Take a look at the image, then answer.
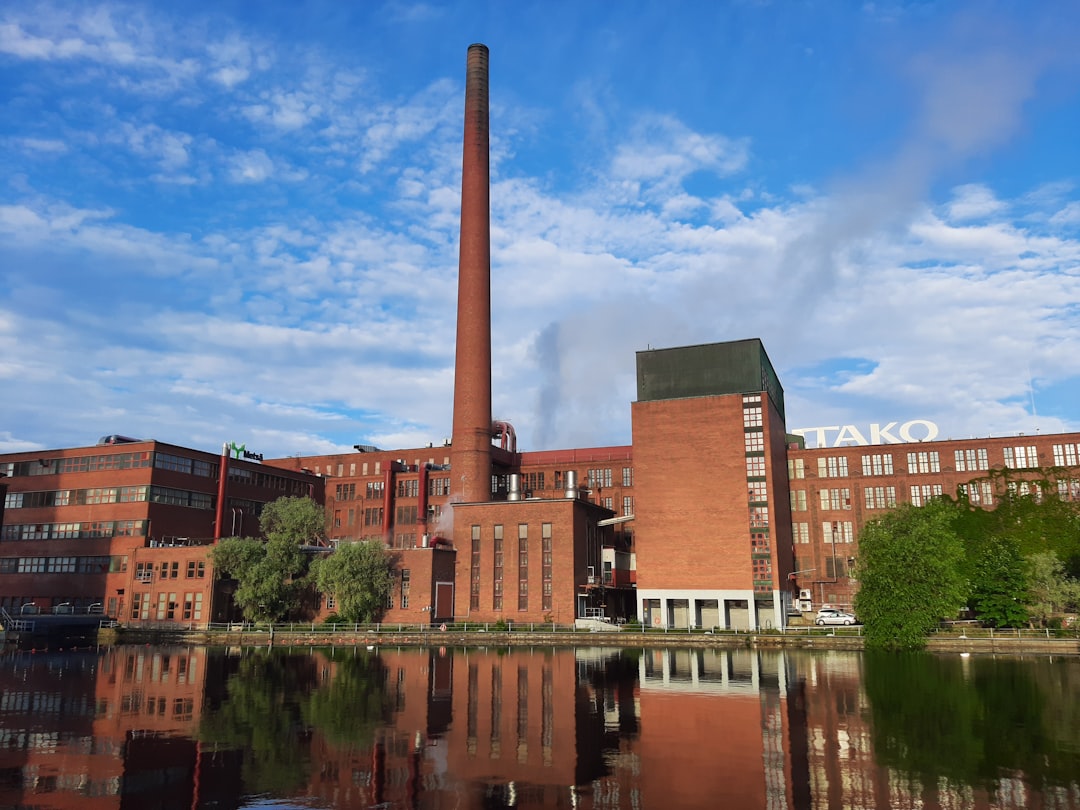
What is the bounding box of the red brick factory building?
[4,44,1080,631]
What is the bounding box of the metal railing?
[0,606,35,633]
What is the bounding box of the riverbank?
[95,624,1080,656]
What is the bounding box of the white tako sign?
[790,420,939,448]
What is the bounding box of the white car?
[815,610,858,626]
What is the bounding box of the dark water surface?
[1,644,1079,809]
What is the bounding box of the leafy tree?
[1024,551,1080,625]
[259,495,327,545]
[854,500,968,650]
[310,540,396,623]
[210,536,309,622]
[967,533,1029,628]
[209,496,325,622]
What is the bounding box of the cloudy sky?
[3,1,1080,458]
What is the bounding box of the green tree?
[310,540,396,623]
[209,496,325,622]
[967,533,1029,628]
[853,500,968,650]
[259,495,327,545]
[1024,551,1080,625]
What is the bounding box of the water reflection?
[0,644,1078,808]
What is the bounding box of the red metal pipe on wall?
[214,443,228,540]
[417,463,430,546]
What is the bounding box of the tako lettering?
[228,442,264,462]
[790,420,939,448]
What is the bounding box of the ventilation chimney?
[450,43,492,504]
[508,473,522,501]
[564,470,579,500]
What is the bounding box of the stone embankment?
[98,625,1080,655]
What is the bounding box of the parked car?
[816,609,858,626]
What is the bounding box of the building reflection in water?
[0,645,1078,809]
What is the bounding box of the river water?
[0,643,1078,809]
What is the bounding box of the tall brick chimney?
[450,44,492,503]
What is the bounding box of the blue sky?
[3,1,1080,457]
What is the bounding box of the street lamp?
[87,602,103,615]
[20,603,37,614]
[54,602,72,615]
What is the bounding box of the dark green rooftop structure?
[635,338,785,421]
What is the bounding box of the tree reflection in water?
[864,651,1080,796]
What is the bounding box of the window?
[135,562,154,583]
[622,496,634,516]
[819,488,851,510]
[749,506,769,528]
[471,525,481,610]
[861,454,894,476]
[48,557,76,573]
[744,431,765,452]
[906,451,941,474]
[493,526,503,611]
[523,472,545,493]
[400,569,410,609]
[1052,444,1078,467]
[792,522,809,544]
[17,557,46,573]
[186,561,205,578]
[365,481,385,499]
[335,483,356,501]
[622,467,633,487]
[790,490,807,512]
[748,481,768,502]
[818,457,849,478]
[131,593,149,620]
[397,479,420,498]
[1004,446,1038,469]
[743,406,763,428]
[788,459,805,479]
[746,457,766,477]
[429,476,451,496]
[955,448,989,472]
[364,507,384,526]
[823,521,853,544]
[909,484,943,506]
[963,481,995,506]
[587,468,612,488]
[1057,480,1080,501]
[864,486,897,510]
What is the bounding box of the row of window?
[1,451,152,478]
[0,555,123,574]
[134,560,206,581]
[129,591,204,621]
[227,466,311,496]
[798,445,1080,479]
[329,467,633,496]
[793,476,1080,513]
[1,520,148,541]
[4,485,212,510]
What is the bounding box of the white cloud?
[229,148,275,183]
[946,183,1006,221]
